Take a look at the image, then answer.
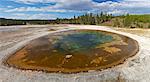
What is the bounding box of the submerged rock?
[65,55,72,59]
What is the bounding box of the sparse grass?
[105,14,150,28]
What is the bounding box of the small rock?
[95,53,98,56]
[52,50,57,52]
[85,64,88,66]
[65,55,72,59]
[88,70,95,72]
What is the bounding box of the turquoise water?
[53,31,113,53]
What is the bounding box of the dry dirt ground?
[0,25,150,82]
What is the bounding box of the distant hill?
[108,14,150,28]
[55,14,150,28]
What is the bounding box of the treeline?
[56,13,150,28]
[0,12,113,26]
[0,18,56,26]
[1,13,150,28]
[56,12,113,25]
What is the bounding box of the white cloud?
[11,0,89,4]
[7,0,150,14]
[52,0,93,11]
[28,13,56,19]
[4,6,85,13]
[5,0,92,13]
[0,8,5,11]
[107,10,128,15]
[2,13,57,19]
[1,0,150,19]
[10,0,57,4]
[93,0,150,14]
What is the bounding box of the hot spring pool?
[5,29,139,73]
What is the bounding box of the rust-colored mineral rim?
[4,29,139,73]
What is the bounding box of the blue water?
[53,31,113,53]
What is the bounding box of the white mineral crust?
[0,25,150,82]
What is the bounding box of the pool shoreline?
[0,25,149,82]
[3,27,139,74]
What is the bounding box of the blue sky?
[0,0,150,19]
